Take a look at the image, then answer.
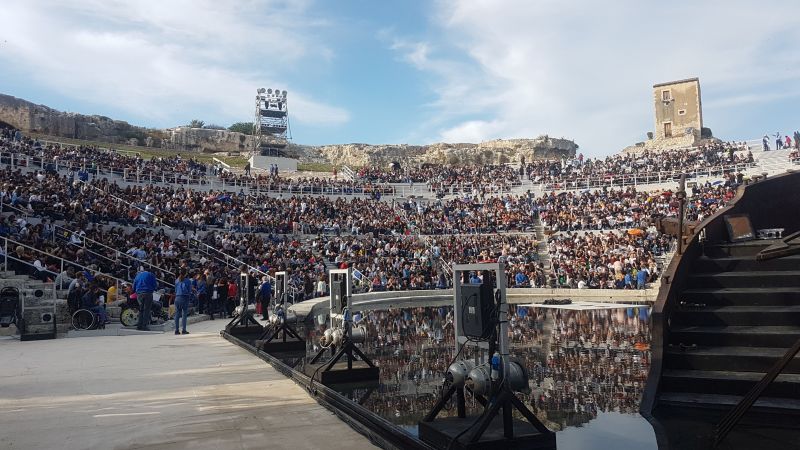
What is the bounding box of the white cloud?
[396,0,800,155]
[0,0,349,127]
[390,38,432,69]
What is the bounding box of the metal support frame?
[257,318,304,345]
[274,271,288,307]
[423,262,552,445]
[676,174,687,255]
[256,272,304,348]
[309,267,376,375]
[254,88,290,153]
[225,269,263,333]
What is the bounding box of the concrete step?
[67,324,158,338]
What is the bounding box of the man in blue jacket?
[134,267,158,331]
[258,276,272,321]
[174,269,193,335]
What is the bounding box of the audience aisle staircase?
[658,240,800,410]
[750,148,795,178]
[533,222,552,270]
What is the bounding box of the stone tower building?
[652,77,703,144]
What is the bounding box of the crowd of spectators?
[0,130,209,181]
[0,164,692,292]
[358,164,522,194]
[399,196,538,234]
[347,141,754,195]
[535,183,738,232]
[0,130,398,194]
[0,127,756,297]
[544,230,672,289]
[525,143,753,190]
[0,164,545,236]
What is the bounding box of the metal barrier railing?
[533,163,756,192]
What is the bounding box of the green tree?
[228,122,255,135]
[188,119,205,128]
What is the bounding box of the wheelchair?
[67,290,105,331]
[119,296,170,328]
[71,308,105,330]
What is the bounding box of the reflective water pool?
[283,304,658,449]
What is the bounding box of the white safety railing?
[532,163,756,192]
[52,224,175,280]
[0,147,403,197]
[0,235,144,301]
[340,165,355,181]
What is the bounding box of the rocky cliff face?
[0,93,578,164]
[0,93,154,144]
[166,127,257,153]
[289,137,578,167]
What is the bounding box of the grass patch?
[297,162,334,172]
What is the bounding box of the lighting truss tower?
[254,87,290,152]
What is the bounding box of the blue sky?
[1,0,798,156]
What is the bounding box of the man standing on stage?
[134,267,158,331]
[258,276,272,321]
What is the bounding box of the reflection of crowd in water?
[510,307,652,429]
[306,305,651,428]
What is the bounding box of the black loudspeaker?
[330,277,347,314]
[459,282,496,339]
[275,274,286,301]
[239,273,248,303]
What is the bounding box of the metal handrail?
[78,179,271,289]
[2,236,132,299]
[4,235,167,286]
[533,162,756,192]
[53,224,174,277]
[1,145,399,196]
[0,182,175,283]
[192,239,304,299]
[0,199,32,225]
[55,230,131,270]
